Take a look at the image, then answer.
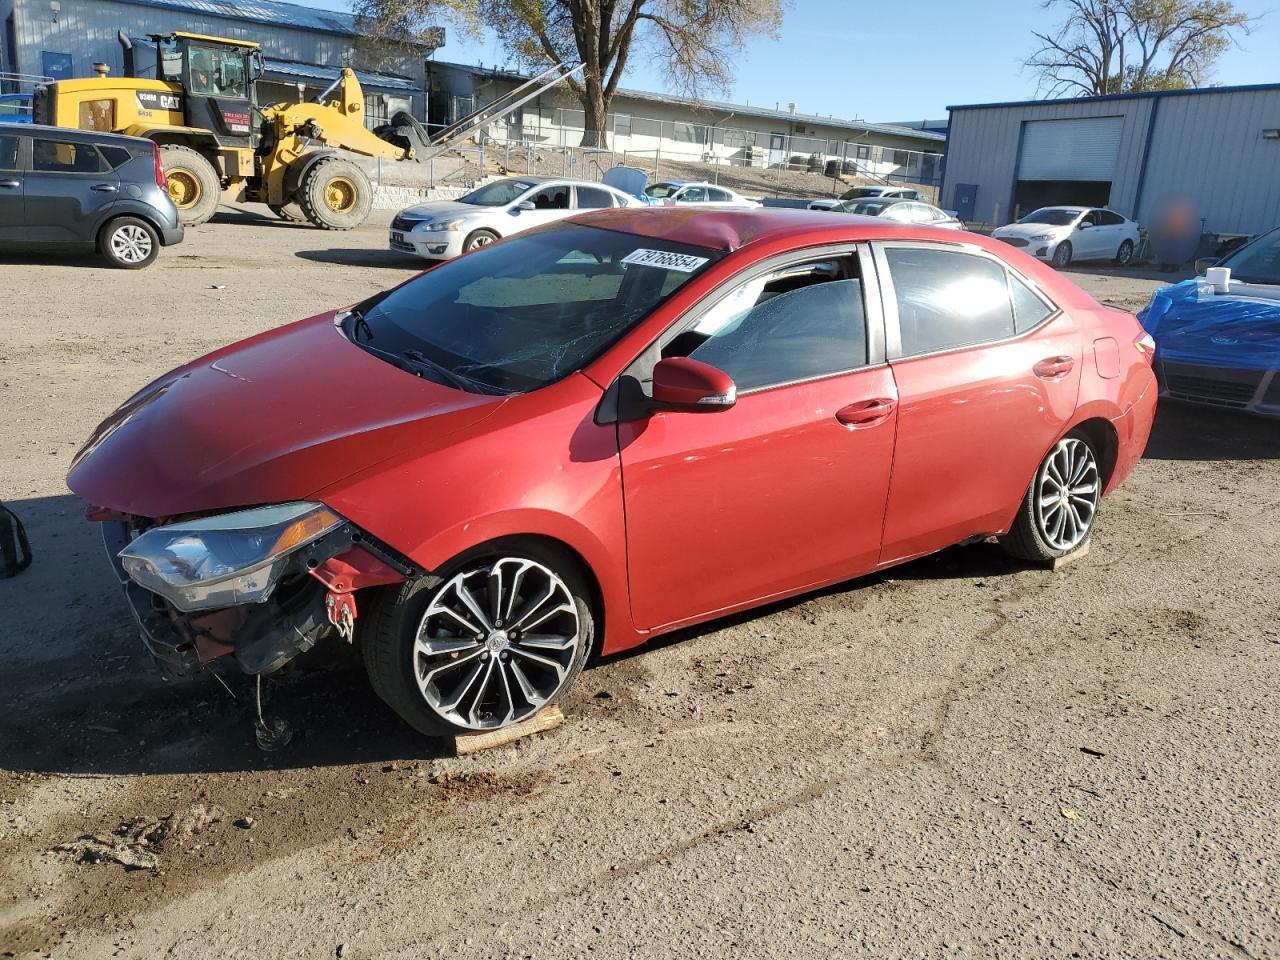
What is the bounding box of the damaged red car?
[68,209,1157,737]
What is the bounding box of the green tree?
[355,0,787,147]
[1026,0,1259,97]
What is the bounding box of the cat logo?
[136,90,182,112]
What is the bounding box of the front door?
[509,183,572,232]
[874,242,1082,564]
[618,250,899,630]
[0,133,23,241]
[24,136,120,243]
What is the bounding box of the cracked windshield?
[351,223,720,393]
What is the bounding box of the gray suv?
[0,125,183,268]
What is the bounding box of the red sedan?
[68,209,1157,737]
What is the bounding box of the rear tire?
[362,540,595,737]
[158,145,220,226]
[297,157,373,230]
[98,216,160,269]
[1115,239,1134,265]
[1052,241,1073,269]
[1000,430,1101,563]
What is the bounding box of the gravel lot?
[1,208,1278,960]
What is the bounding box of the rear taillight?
[152,142,166,190]
[1134,331,1156,364]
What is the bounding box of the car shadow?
[0,494,448,777]
[0,252,110,269]
[295,248,424,269]
[1144,400,1280,461]
[1064,263,1194,283]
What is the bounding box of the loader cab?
[148,33,261,145]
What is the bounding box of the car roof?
[679,181,732,190]
[18,123,153,146]
[1034,206,1089,213]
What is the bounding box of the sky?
[306,0,1278,122]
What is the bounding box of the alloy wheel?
[412,557,581,730]
[1034,437,1099,552]
[109,225,154,264]
[1117,241,1133,265]
[469,233,493,248]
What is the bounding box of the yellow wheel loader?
[34,31,430,229]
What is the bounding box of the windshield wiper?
[401,349,505,395]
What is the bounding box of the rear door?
[874,241,1081,564]
[24,136,120,243]
[0,133,23,242]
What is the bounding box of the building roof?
[262,58,419,92]
[948,80,1280,112]
[115,0,359,38]
[431,60,946,145]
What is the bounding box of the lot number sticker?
[621,248,709,273]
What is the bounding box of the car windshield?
[839,187,882,200]
[458,180,537,206]
[352,224,722,393]
[644,183,680,198]
[1219,229,1280,286]
[1018,208,1081,226]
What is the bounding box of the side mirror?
[651,357,736,413]
[1077,221,1092,230]
[1194,256,1219,276]
[514,200,535,212]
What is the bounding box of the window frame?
[0,133,24,172]
[631,243,886,394]
[871,239,1061,362]
[573,184,616,209]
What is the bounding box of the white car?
[809,185,925,211]
[390,177,640,261]
[992,206,1141,268]
[840,197,964,230]
[658,182,761,208]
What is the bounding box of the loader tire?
[158,145,220,226]
[268,201,306,223]
[297,157,373,230]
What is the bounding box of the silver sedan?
[390,177,641,261]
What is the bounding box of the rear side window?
[0,136,17,170]
[885,247,1015,356]
[575,186,614,209]
[31,138,105,173]
[708,188,732,202]
[672,258,868,391]
[99,145,134,169]
[1098,210,1125,226]
[1010,274,1054,331]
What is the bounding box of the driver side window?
[664,256,869,392]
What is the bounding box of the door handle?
[91,184,119,192]
[1033,355,1075,379]
[836,397,896,427]
[0,179,18,189]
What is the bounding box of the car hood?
[992,222,1069,239]
[1140,278,1280,369]
[398,200,482,222]
[67,313,504,518]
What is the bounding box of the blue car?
[0,94,34,124]
[1139,227,1280,416]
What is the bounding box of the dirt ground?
[1,208,1278,960]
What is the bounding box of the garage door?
[1018,117,1123,181]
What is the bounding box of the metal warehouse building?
[940,84,1280,238]
[0,0,430,126]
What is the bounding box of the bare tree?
[1026,0,1259,97]
[355,0,786,147]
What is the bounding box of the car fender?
[89,199,171,242]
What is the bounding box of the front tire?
[158,145,220,225]
[463,228,499,252]
[362,542,595,737]
[1000,431,1101,563]
[99,216,160,269]
[1115,239,1134,265]
[297,157,373,230]
[1052,241,1073,269]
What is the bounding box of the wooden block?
[454,705,565,756]
[1049,538,1090,570]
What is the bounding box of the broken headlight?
[118,502,343,612]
